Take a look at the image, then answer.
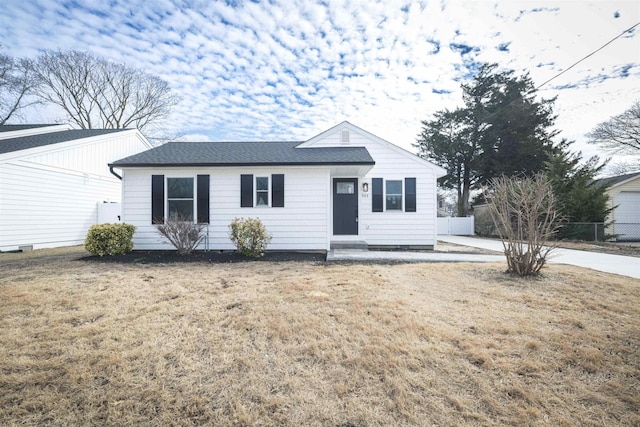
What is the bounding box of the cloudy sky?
[1,0,638,160]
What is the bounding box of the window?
[241,174,285,208]
[336,181,355,194]
[151,175,209,224]
[371,177,416,213]
[167,177,194,221]
[386,180,402,211]
[256,176,269,206]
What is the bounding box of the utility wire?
[535,21,639,91]
[475,21,639,124]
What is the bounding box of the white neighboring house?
[598,172,640,241]
[110,121,447,252]
[0,124,153,251]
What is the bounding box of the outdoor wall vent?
[341,129,350,143]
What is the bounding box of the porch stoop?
[330,240,369,250]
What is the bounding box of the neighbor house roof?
[0,129,127,155]
[595,171,640,189]
[0,124,59,132]
[109,141,375,167]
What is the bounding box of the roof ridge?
[168,140,303,144]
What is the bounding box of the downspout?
[109,166,122,180]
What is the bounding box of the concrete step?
[330,240,368,250]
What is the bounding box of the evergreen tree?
[466,64,559,182]
[545,141,611,239]
[416,63,559,215]
[416,108,478,216]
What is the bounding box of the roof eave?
[109,161,376,168]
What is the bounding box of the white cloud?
[0,0,638,164]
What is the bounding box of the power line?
[476,22,639,125]
[535,21,640,91]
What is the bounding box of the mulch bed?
[80,250,327,264]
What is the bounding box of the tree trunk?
[462,167,471,217]
[456,164,464,217]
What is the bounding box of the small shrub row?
[86,217,272,258]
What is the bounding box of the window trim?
[152,174,209,224]
[242,174,285,208]
[255,176,269,207]
[166,176,196,222]
[371,177,416,213]
[385,179,403,211]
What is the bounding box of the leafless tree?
[485,173,561,276]
[605,161,640,177]
[33,50,180,133]
[587,100,640,155]
[0,53,38,125]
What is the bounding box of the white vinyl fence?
[437,216,475,236]
[97,202,122,224]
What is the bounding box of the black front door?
[333,178,358,235]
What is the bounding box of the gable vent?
[341,129,350,143]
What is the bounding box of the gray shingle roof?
[0,129,127,155]
[595,171,640,189]
[110,141,375,167]
[0,124,59,132]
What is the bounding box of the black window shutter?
[151,175,164,224]
[405,177,416,212]
[241,174,253,207]
[197,175,210,223]
[372,178,383,212]
[272,174,284,207]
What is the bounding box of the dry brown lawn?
[1,248,639,426]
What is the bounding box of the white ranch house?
[111,122,447,252]
[0,124,152,251]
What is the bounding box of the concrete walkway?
[327,236,640,280]
[326,249,503,263]
[439,235,640,279]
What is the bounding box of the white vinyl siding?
[118,123,444,251]
[0,162,121,250]
[309,126,441,247]
[613,191,640,240]
[122,167,330,251]
[0,130,150,251]
[605,175,640,241]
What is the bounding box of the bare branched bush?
[485,173,561,276]
[155,215,206,255]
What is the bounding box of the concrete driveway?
[439,235,640,280]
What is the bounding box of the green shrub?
[85,223,136,256]
[229,217,272,257]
